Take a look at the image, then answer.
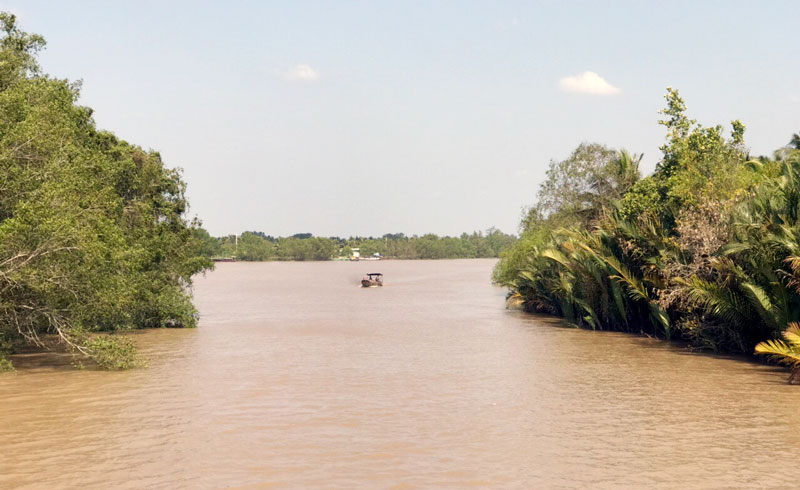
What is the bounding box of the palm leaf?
[540,248,570,268]
[754,339,800,367]
[575,298,600,330]
[684,278,749,325]
[609,279,628,326]
[741,282,780,329]
[782,323,800,347]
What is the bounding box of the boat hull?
[361,280,382,287]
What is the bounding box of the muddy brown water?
[2,259,800,489]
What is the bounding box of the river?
[2,259,800,489]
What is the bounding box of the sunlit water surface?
[2,259,799,489]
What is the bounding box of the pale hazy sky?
[7,1,799,236]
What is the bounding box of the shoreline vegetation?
[198,230,517,262]
[493,88,800,382]
[0,15,213,370]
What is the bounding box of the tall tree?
[0,14,212,369]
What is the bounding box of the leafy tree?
[0,13,45,89]
[0,14,212,369]
[525,143,617,228]
[237,232,275,260]
[521,144,642,232]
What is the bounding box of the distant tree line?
[196,229,517,261]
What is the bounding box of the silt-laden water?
[2,259,799,489]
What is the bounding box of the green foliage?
[521,143,640,230]
[492,226,553,286]
[755,323,800,383]
[237,231,276,260]
[0,14,212,369]
[0,13,45,89]
[209,229,517,261]
[499,87,800,374]
[276,237,336,261]
[618,177,663,221]
[0,329,13,372]
[755,323,800,367]
[0,330,14,371]
[731,120,746,146]
[686,154,800,350]
[84,334,142,370]
[657,87,695,178]
[502,212,674,336]
[0,354,12,372]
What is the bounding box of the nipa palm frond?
[755,323,800,368]
[781,323,800,347]
[684,278,749,326]
[755,341,800,367]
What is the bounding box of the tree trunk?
[788,367,800,385]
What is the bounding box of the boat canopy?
[367,273,383,277]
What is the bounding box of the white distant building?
[351,248,360,259]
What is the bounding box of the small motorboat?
[361,273,383,287]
